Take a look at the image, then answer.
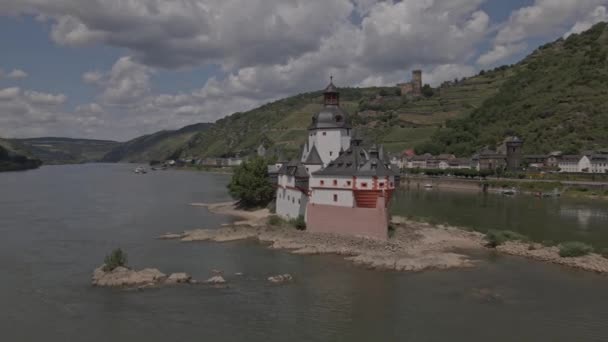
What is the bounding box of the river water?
[392,187,608,249]
[2,164,608,341]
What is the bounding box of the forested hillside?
[425,22,608,156]
[0,138,42,172]
[177,71,508,160]
[102,123,212,162]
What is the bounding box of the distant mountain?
[11,137,120,165]
[101,123,212,162]
[0,138,42,172]
[426,22,608,156]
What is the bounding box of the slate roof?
[304,145,323,165]
[309,105,352,129]
[277,159,309,178]
[313,143,396,177]
[559,155,582,162]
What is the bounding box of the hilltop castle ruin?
[398,70,422,96]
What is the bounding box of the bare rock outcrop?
[166,272,192,284]
[92,266,167,287]
[268,274,293,284]
[205,275,227,284]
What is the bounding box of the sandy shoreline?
[168,202,608,274]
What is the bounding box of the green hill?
[426,22,608,156]
[0,138,42,172]
[101,123,212,162]
[11,137,119,164]
[177,73,507,160]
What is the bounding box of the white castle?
[274,78,397,240]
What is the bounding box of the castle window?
[347,181,352,186]
[379,182,385,188]
[292,198,295,203]
[333,180,337,186]
[330,151,333,156]
[298,199,301,204]
[389,182,394,187]
[361,182,368,188]
[333,194,338,202]
[320,180,325,186]
[322,132,327,136]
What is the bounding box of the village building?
[447,158,473,169]
[590,154,608,173]
[274,78,397,240]
[524,155,548,169]
[558,155,584,173]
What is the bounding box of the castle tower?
[412,70,422,95]
[305,77,352,166]
[505,136,524,171]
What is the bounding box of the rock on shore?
[92,266,168,287]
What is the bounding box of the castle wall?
[310,188,354,207]
[276,187,307,220]
[306,195,389,240]
[308,129,350,166]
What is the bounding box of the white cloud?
[480,0,608,65]
[0,87,21,100]
[477,43,527,66]
[24,90,67,105]
[564,6,608,37]
[82,71,103,85]
[7,69,28,79]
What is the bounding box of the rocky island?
[161,201,608,274]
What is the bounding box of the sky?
[1,0,607,142]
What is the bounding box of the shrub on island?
[558,242,593,258]
[103,248,128,272]
[291,215,306,231]
[484,230,528,248]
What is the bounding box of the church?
[274,78,397,240]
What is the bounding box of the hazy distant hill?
[426,22,608,156]
[101,123,212,162]
[11,137,119,165]
[0,138,42,172]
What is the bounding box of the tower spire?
[323,76,339,106]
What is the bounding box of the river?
[392,187,608,249]
[1,164,608,341]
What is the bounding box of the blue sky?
[0,0,606,141]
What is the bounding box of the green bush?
[227,157,275,208]
[485,230,528,248]
[541,240,556,247]
[268,215,283,226]
[103,248,128,272]
[558,242,593,257]
[291,215,306,231]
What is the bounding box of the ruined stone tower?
[412,70,422,95]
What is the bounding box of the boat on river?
[500,188,518,196]
[133,166,147,174]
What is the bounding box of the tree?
[421,84,434,97]
[103,248,128,271]
[227,157,275,208]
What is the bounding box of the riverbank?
[165,202,608,274]
[402,176,608,200]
